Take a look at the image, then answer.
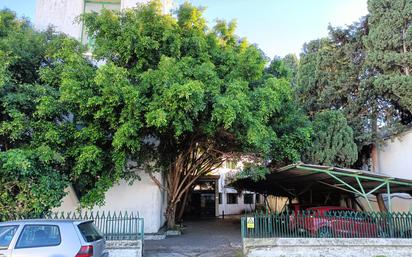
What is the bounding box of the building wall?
[35,0,84,39]
[376,130,412,178]
[35,0,170,40]
[54,171,166,233]
[215,166,259,216]
[218,190,257,216]
[373,129,412,212]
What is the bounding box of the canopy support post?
[356,177,374,211]
[386,181,392,212]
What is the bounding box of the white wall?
[35,0,84,39]
[215,167,258,215]
[375,129,412,211]
[35,0,171,38]
[54,171,166,233]
[57,185,81,210]
[218,191,256,215]
[377,130,412,179]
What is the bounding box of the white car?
[0,219,108,257]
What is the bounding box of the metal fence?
[241,211,412,239]
[46,211,144,241]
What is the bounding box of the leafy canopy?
[1,1,312,219]
[297,4,412,155]
[365,0,412,121]
[303,110,358,167]
[46,1,310,206]
[0,9,67,219]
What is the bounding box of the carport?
[233,163,412,212]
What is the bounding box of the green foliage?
[266,56,292,80]
[365,0,412,119]
[303,110,358,167]
[0,148,67,219]
[236,164,270,182]
[57,1,310,205]
[0,1,312,218]
[0,9,69,219]
[282,54,299,87]
[297,10,411,155]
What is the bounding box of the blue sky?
[2,0,368,57]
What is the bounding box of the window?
[78,222,103,242]
[84,0,121,15]
[218,193,222,204]
[0,225,18,249]
[82,0,121,47]
[244,194,254,204]
[227,193,238,204]
[255,194,261,204]
[16,225,61,249]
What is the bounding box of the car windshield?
[0,225,18,249]
[78,222,103,242]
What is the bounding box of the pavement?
[144,216,243,257]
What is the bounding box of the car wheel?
[317,227,333,238]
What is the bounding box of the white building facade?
[371,129,412,212]
[214,162,261,216]
[35,0,172,40]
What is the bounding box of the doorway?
[184,176,219,218]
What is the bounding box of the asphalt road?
[145,216,242,257]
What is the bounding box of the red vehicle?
[288,206,382,238]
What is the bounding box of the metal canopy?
[233,163,412,212]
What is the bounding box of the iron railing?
[241,211,412,239]
[46,211,144,241]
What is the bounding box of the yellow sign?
[246,217,255,229]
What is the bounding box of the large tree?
[298,0,412,147]
[40,1,310,228]
[365,0,412,123]
[303,110,358,167]
[297,20,376,148]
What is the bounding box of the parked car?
[289,206,383,238]
[0,219,108,257]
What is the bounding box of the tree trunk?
[377,194,387,212]
[177,186,191,222]
[149,141,224,230]
[402,26,410,76]
[165,202,177,229]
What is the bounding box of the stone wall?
[243,238,412,257]
[107,240,143,257]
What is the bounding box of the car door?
[354,213,379,237]
[10,224,63,257]
[0,225,19,257]
[327,209,354,237]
